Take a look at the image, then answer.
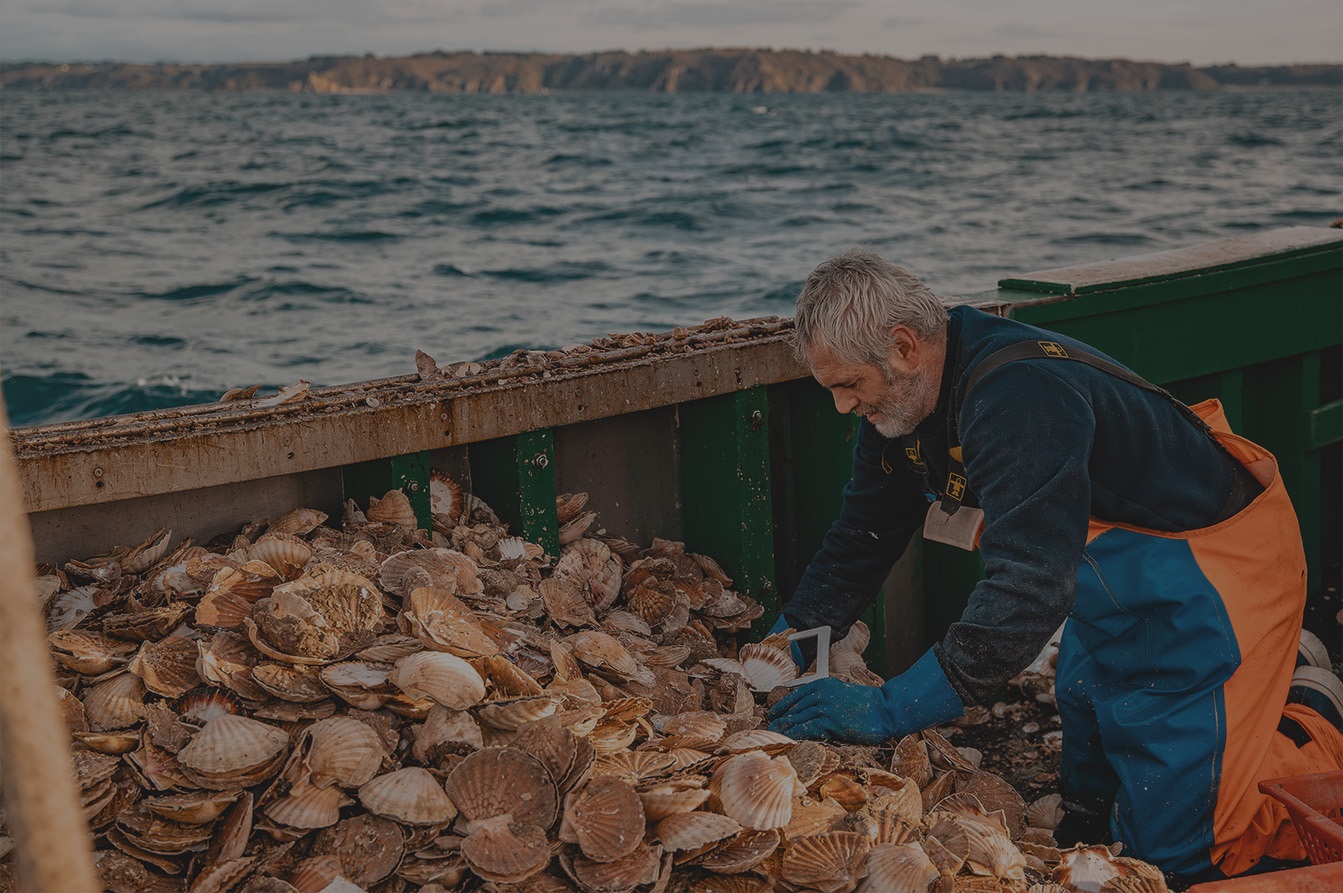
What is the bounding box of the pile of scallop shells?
[5,473,1167,893]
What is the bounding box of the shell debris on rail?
[5,474,1164,893]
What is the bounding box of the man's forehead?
[808,348,874,386]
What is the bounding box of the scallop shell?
[1027,793,1065,831]
[780,830,872,890]
[556,491,590,523]
[177,715,290,790]
[413,705,485,761]
[859,842,939,893]
[289,855,344,893]
[264,773,352,829]
[592,750,677,784]
[73,731,140,754]
[477,654,545,697]
[381,549,483,598]
[389,651,486,709]
[656,811,741,852]
[429,469,466,523]
[460,814,552,883]
[177,688,242,726]
[119,527,175,575]
[268,507,328,536]
[252,663,329,703]
[567,841,663,892]
[691,830,778,876]
[403,585,498,656]
[303,716,386,788]
[477,694,563,731]
[956,771,1028,837]
[358,767,457,825]
[1053,845,1123,893]
[540,577,597,629]
[82,671,147,730]
[555,539,622,614]
[319,660,396,709]
[310,814,405,887]
[960,818,1026,881]
[717,729,795,754]
[562,776,645,862]
[142,790,240,825]
[445,747,558,828]
[49,630,136,675]
[738,642,798,691]
[638,779,711,822]
[367,489,418,531]
[249,569,384,663]
[248,533,314,579]
[194,588,256,629]
[567,630,640,678]
[128,635,202,698]
[818,773,869,812]
[891,735,933,788]
[558,510,597,545]
[715,751,799,831]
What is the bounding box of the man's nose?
[832,391,858,415]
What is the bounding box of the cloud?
[993,23,1063,40]
[595,0,859,30]
[480,0,586,18]
[882,16,926,29]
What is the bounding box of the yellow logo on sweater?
[946,473,967,500]
[1039,341,1069,358]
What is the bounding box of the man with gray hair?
[766,247,1343,881]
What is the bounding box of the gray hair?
[793,247,948,368]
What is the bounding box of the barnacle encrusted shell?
[246,569,384,664]
[358,767,457,825]
[389,651,486,709]
[714,751,800,830]
[402,585,498,656]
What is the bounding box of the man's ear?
[887,325,920,374]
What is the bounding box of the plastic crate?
[1258,770,1343,865]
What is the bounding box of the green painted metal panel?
[679,387,778,638]
[468,432,560,557]
[1307,400,1342,451]
[1009,268,1340,385]
[341,450,432,530]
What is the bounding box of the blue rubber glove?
[767,613,806,670]
[766,647,965,744]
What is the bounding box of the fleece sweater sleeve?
[932,362,1096,705]
[782,418,929,638]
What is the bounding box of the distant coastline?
[2,49,1339,93]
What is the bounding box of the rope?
[0,395,100,893]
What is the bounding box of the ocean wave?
[1,370,222,427]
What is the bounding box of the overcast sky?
[2,0,1339,66]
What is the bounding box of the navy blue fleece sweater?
[781,305,1253,705]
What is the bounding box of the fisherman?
[765,247,1343,882]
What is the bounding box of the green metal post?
[342,450,432,530]
[678,387,777,638]
[468,431,561,557]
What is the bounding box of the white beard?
[862,366,938,438]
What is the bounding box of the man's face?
[809,345,938,438]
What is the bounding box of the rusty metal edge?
[17,336,807,514]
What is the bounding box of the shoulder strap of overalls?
[938,337,1211,517]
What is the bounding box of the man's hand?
[767,676,896,744]
[766,647,966,745]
